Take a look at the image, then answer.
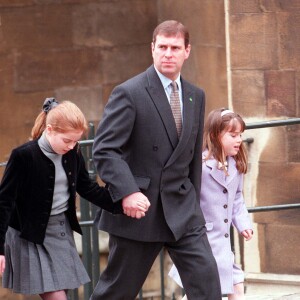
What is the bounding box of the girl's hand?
[0,255,5,276]
[241,229,253,241]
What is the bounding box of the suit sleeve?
[75,149,123,214]
[92,85,140,202]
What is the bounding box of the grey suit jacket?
[92,65,206,242]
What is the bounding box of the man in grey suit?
[91,20,222,300]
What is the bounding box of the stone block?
[278,13,300,69]
[261,224,300,274]
[265,0,300,12]
[229,0,262,14]
[230,14,277,70]
[265,70,296,117]
[0,0,34,7]
[72,1,156,47]
[0,92,53,162]
[254,162,300,225]
[259,0,282,12]
[0,5,72,51]
[101,45,152,85]
[297,71,300,115]
[286,124,300,163]
[14,48,103,92]
[102,83,119,106]
[157,0,226,46]
[231,70,266,117]
[184,45,228,114]
[231,0,300,13]
[0,53,13,92]
[54,86,104,123]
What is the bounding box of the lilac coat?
[201,153,252,293]
[169,152,253,294]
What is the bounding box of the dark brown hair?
[152,20,190,48]
[203,108,248,174]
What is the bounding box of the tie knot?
[171,81,178,92]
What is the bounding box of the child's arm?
[232,175,253,234]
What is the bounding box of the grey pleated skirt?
[2,212,90,295]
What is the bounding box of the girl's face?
[45,125,83,155]
[219,121,243,157]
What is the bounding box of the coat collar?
[145,65,196,164]
[203,151,238,186]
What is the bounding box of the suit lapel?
[145,67,197,166]
[164,79,196,167]
[146,66,178,149]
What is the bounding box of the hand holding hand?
[0,255,5,276]
[122,192,150,219]
[241,229,253,241]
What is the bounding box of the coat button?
[153,146,158,151]
[223,204,228,208]
[224,233,229,238]
[223,189,227,193]
[224,219,228,223]
[68,172,72,175]
[61,232,65,237]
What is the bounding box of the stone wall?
[227,0,300,276]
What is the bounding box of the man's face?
[151,34,191,81]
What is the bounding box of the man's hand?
[122,192,150,219]
[0,255,5,276]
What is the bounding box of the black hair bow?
[43,97,59,113]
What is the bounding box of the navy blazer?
[93,65,206,242]
[0,140,123,255]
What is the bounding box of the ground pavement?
[222,294,300,300]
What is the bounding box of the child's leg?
[228,282,245,300]
[40,290,68,300]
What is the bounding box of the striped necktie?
[170,81,182,137]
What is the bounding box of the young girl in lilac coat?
[169,108,253,300]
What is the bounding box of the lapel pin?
[189,97,193,102]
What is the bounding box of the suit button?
[223,189,227,193]
[68,172,72,175]
[223,204,228,209]
[153,146,158,151]
[224,219,228,223]
[224,233,229,238]
[61,232,65,237]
